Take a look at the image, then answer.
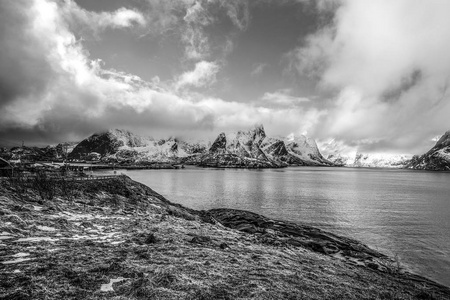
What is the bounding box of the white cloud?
[290,0,450,153]
[175,61,220,89]
[60,0,146,33]
[261,89,310,107]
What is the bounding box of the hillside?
[69,129,208,164]
[408,131,450,171]
[1,176,449,299]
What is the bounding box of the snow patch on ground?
[2,257,33,264]
[11,252,30,258]
[100,277,127,292]
[15,237,59,242]
[36,225,57,232]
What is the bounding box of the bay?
[96,166,450,287]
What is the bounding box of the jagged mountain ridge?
[197,126,281,168]
[407,131,450,171]
[197,125,334,168]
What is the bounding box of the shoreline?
[1,176,449,299]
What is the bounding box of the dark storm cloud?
[0,1,54,108]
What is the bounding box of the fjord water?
[98,167,450,286]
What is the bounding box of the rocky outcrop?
[407,131,450,171]
[208,208,387,263]
[209,133,227,154]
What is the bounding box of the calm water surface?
[97,167,450,287]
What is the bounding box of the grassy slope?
[0,177,449,300]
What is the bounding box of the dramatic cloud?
[3,0,449,154]
[0,0,314,146]
[290,0,450,153]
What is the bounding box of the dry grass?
[0,177,449,299]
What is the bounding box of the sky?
[1,0,450,155]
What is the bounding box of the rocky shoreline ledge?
[1,176,449,299]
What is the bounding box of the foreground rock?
[1,177,449,299]
[408,130,450,171]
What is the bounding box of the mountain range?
[2,126,450,170]
[68,126,335,168]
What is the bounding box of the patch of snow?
[11,252,30,258]
[69,235,92,240]
[33,205,44,211]
[110,240,125,245]
[13,269,21,273]
[0,231,13,235]
[0,236,15,240]
[100,277,127,292]
[15,237,59,242]
[98,232,120,240]
[436,148,450,161]
[2,257,33,264]
[36,225,57,232]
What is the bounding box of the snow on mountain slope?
[200,125,280,168]
[351,153,412,168]
[283,134,333,166]
[317,139,412,168]
[203,125,332,167]
[69,129,150,159]
[407,131,450,170]
[70,129,208,162]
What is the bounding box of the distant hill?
[69,129,208,163]
[319,139,412,168]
